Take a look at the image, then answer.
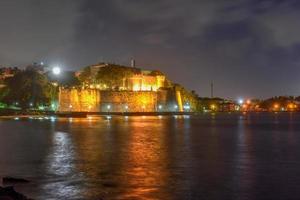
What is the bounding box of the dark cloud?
[0,0,300,98]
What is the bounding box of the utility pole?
[131,58,135,68]
[210,81,214,98]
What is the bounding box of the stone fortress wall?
[58,88,183,112]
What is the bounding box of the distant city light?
[238,99,244,105]
[29,102,33,107]
[183,103,190,110]
[50,116,56,122]
[52,66,61,75]
[158,105,162,110]
[174,105,178,109]
[210,104,216,110]
[107,105,111,110]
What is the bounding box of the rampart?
[58,88,183,112]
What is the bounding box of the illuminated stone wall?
[58,87,185,112]
[59,88,101,112]
[126,75,166,91]
[100,91,158,112]
[59,88,167,112]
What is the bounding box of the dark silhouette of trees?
[96,65,136,89]
[1,68,54,108]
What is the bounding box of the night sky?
[0,0,300,99]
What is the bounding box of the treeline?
[198,96,300,112]
[0,67,79,109]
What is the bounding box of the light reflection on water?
[1,113,300,199]
[42,131,83,199]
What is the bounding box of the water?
[1,113,300,200]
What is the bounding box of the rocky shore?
[0,186,32,200]
[0,177,32,200]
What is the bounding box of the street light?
[52,66,61,75]
[238,99,244,105]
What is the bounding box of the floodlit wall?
[126,75,166,91]
[59,88,101,112]
[100,91,158,112]
[58,88,183,112]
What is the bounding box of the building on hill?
[0,67,17,79]
[76,63,167,92]
[0,67,19,88]
[58,63,198,113]
[75,63,108,78]
[126,74,166,91]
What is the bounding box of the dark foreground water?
[1,113,300,200]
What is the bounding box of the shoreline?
[0,110,299,119]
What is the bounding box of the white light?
[107,105,111,110]
[183,105,190,110]
[238,99,244,105]
[158,105,162,110]
[52,66,61,75]
[174,105,178,109]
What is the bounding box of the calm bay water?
[1,113,300,199]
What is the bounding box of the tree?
[47,71,80,87]
[96,65,135,89]
[78,66,92,84]
[149,70,164,76]
[2,68,54,108]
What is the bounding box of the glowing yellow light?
[133,84,140,91]
[274,104,279,109]
[210,104,216,110]
[287,103,297,110]
[246,100,251,104]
